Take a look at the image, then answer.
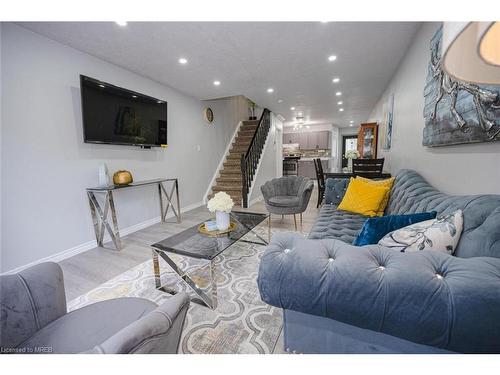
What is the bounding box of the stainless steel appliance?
[283,156,300,176]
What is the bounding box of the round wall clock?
[203,107,214,124]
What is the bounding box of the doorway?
[341,135,358,168]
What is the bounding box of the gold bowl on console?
[113,170,133,185]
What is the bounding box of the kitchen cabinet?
[284,131,330,150]
[286,133,299,144]
[298,160,329,179]
[307,132,319,149]
[299,133,309,149]
[318,131,330,149]
[298,161,315,179]
[284,133,299,144]
[283,133,291,144]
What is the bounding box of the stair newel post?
[241,153,248,208]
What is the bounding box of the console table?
[86,178,181,251]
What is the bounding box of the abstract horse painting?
[423,26,500,147]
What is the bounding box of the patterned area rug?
[69,226,306,354]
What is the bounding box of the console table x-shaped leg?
[87,179,181,251]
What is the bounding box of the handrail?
[241,108,271,208]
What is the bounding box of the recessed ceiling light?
[350,120,354,123]
[278,99,283,103]
[337,101,343,105]
[290,106,295,110]
[298,112,303,116]
[213,80,221,86]
[328,55,337,62]
[339,108,344,112]
[267,88,274,93]
[99,84,105,88]
[332,78,340,83]
[306,125,310,129]
[349,124,353,127]
[178,58,188,64]
[336,91,342,96]
[115,21,127,26]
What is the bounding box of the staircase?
[209,120,259,206]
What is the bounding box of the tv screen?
[80,75,167,147]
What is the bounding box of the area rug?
[69,226,306,354]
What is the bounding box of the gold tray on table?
[198,221,238,237]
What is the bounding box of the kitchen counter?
[298,157,333,161]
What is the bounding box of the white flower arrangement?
[207,191,234,213]
[345,150,360,159]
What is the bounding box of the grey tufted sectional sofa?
[257,169,500,353]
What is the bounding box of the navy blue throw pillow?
[353,211,437,246]
[324,178,350,205]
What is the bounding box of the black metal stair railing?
[240,108,271,208]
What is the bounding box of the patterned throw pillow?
[378,209,463,254]
[353,211,437,246]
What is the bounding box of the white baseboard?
[248,195,264,207]
[2,201,204,275]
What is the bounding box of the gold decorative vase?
[113,170,133,185]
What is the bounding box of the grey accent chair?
[261,176,314,231]
[0,262,190,354]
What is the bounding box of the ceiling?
[18,22,420,128]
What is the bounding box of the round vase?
[347,158,353,173]
[216,211,230,231]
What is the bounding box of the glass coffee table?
[150,211,269,309]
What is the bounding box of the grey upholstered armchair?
[0,262,190,354]
[261,176,314,230]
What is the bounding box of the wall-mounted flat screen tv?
[80,75,167,148]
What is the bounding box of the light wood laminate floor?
[59,187,321,354]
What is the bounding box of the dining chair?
[313,158,326,208]
[352,158,385,178]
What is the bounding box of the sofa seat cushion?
[19,297,157,354]
[268,195,300,207]
[308,205,367,243]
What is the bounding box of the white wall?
[368,22,500,195]
[248,112,282,203]
[202,95,249,135]
[1,24,239,272]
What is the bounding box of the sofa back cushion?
[324,178,349,205]
[386,170,500,259]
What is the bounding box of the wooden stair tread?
[208,115,267,208]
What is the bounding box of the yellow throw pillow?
[356,176,395,216]
[338,178,390,217]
